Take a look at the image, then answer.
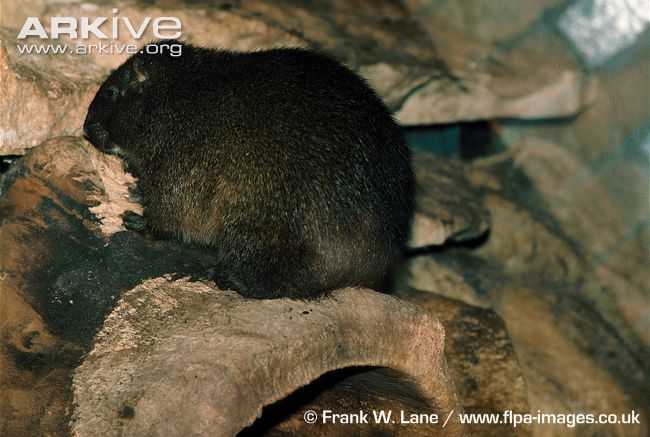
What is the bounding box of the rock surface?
[497,35,650,345]
[0,137,216,435]
[0,0,585,154]
[0,31,104,154]
[1,137,472,436]
[410,151,490,247]
[404,0,561,45]
[71,280,464,437]
[407,151,649,436]
[399,288,530,437]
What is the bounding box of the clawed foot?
[122,210,148,233]
[128,184,144,204]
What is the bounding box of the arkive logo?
[17,8,182,40]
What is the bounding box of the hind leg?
[212,245,322,299]
[213,268,246,293]
[212,262,272,298]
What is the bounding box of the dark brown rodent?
[84,40,414,299]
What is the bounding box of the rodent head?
[83,54,150,156]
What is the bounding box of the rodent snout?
[83,120,109,150]
[82,110,94,140]
[82,123,91,141]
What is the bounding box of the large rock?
[494,35,650,347]
[71,280,464,437]
[391,13,584,124]
[410,151,490,247]
[404,0,560,45]
[0,137,216,435]
[400,288,530,437]
[0,0,586,154]
[0,31,104,154]
[408,152,650,436]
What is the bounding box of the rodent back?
[85,41,415,297]
[130,46,412,213]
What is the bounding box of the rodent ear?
[131,58,148,85]
[124,57,148,94]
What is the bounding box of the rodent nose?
[83,110,94,140]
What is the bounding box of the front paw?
[122,210,148,233]
[128,184,144,204]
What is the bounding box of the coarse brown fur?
[84,40,414,299]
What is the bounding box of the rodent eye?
[103,86,119,100]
